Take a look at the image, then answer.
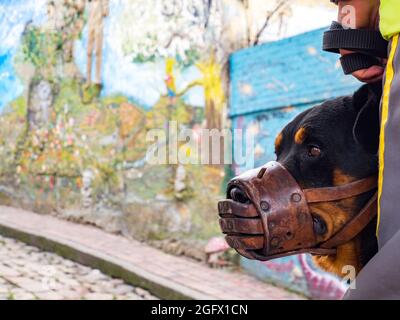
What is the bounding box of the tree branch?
[204,0,213,28]
[253,0,288,46]
[176,80,203,97]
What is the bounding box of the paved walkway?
[0,235,156,300]
[0,206,302,300]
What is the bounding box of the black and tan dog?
[227,83,382,277]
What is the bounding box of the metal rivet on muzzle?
[269,222,275,229]
[260,201,270,212]
[291,193,302,202]
[270,237,279,247]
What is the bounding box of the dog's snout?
[229,187,250,204]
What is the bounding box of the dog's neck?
[312,190,378,277]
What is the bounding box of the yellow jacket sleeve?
[380,0,400,40]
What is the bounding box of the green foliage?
[0,29,223,242]
[7,293,15,300]
[53,79,84,115]
[10,96,28,118]
[132,48,201,69]
[177,48,201,69]
[132,53,157,64]
[20,26,62,69]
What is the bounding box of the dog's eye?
[313,216,327,235]
[308,146,321,157]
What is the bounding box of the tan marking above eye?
[294,127,307,144]
[275,132,283,151]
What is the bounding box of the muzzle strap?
[220,217,263,235]
[304,174,377,203]
[218,161,378,261]
[218,200,258,218]
[225,235,264,251]
[323,21,388,74]
[218,199,265,257]
[320,192,378,249]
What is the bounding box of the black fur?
[275,83,382,265]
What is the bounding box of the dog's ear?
[352,83,382,154]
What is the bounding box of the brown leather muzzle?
[218,161,377,261]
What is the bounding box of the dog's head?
[274,83,380,275]
[222,83,381,276]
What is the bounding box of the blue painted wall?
[230,27,360,175]
[229,27,360,117]
[229,27,361,299]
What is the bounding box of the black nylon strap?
[323,21,388,74]
[323,21,388,58]
[340,53,382,75]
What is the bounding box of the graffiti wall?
[229,28,360,299]
[0,0,229,241]
[0,0,351,298]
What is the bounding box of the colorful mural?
[0,0,230,241]
[241,254,347,300]
[0,0,351,299]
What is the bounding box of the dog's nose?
[229,187,250,204]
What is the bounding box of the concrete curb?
[0,223,214,300]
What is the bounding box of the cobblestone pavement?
[0,235,157,300]
[0,207,303,299]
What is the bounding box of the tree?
[115,0,292,129]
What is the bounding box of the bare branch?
[177,80,203,97]
[204,0,213,28]
[163,31,188,50]
[253,0,288,46]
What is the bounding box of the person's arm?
[334,0,384,83]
